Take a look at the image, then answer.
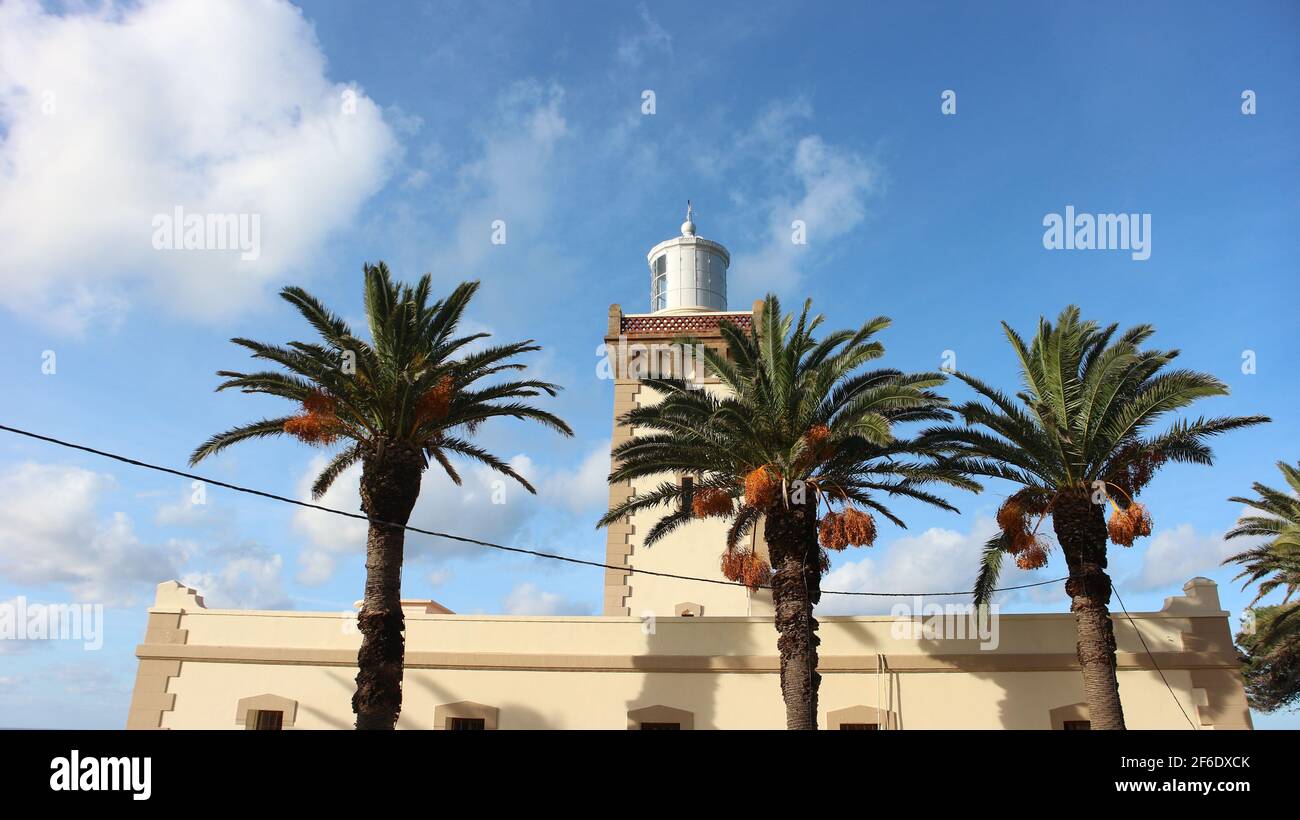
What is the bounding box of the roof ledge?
[1159,577,1224,616]
[152,580,206,612]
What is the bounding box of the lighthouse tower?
[601,205,770,618]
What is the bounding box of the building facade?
[127,210,1253,730]
[127,576,1251,730]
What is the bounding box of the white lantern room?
[647,202,730,313]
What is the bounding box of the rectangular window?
[640,722,680,730]
[252,710,284,731]
[448,717,486,730]
[1062,720,1091,731]
[839,723,879,730]
[680,476,694,512]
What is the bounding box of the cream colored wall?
[134,578,1250,730]
[161,663,1208,730]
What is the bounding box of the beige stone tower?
[601,207,772,617]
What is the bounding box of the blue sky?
[0,0,1296,728]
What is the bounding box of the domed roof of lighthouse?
[647,200,730,314]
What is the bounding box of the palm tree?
[1234,604,1300,713]
[1223,463,1300,713]
[597,295,975,729]
[919,306,1268,729]
[1223,460,1300,688]
[1224,460,1300,612]
[190,263,572,729]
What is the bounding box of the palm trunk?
[1052,488,1126,730]
[353,440,424,730]
[764,500,821,730]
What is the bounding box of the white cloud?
[731,134,879,296]
[292,440,611,586]
[295,548,337,588]
[616,4,673,67]
[292,451,536,585]
[0,461,293,609]
[290,459,367,582]
[1134,524,1235,591]
[439,80,569,271]
[502,582,590,616]
[181,543,290,610]
[819,518,1000,615]
[402,168,431,190]
[52,663,130,698]
[817,518,1240,616]
[738,97,815,159]
[427,568,453,588]
[154,489,234,531]
[369,80,576,305]
[0,0,398,333]
[541,441,610,513]
[0,463,179,604]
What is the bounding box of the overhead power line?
[1112,584,1198,730]
[0,423,1067,599]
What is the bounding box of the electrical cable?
[0,423,1069,599]
[1112,582,1198,730]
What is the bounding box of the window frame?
[447,717,487,731]
[252,710,284,731]
[826,705,896,730]
[434,701,500,730]
[235,694,298,730]
[1049,702,1091,731]
[627,705,694,730]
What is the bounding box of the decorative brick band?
[621,312,752,335]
